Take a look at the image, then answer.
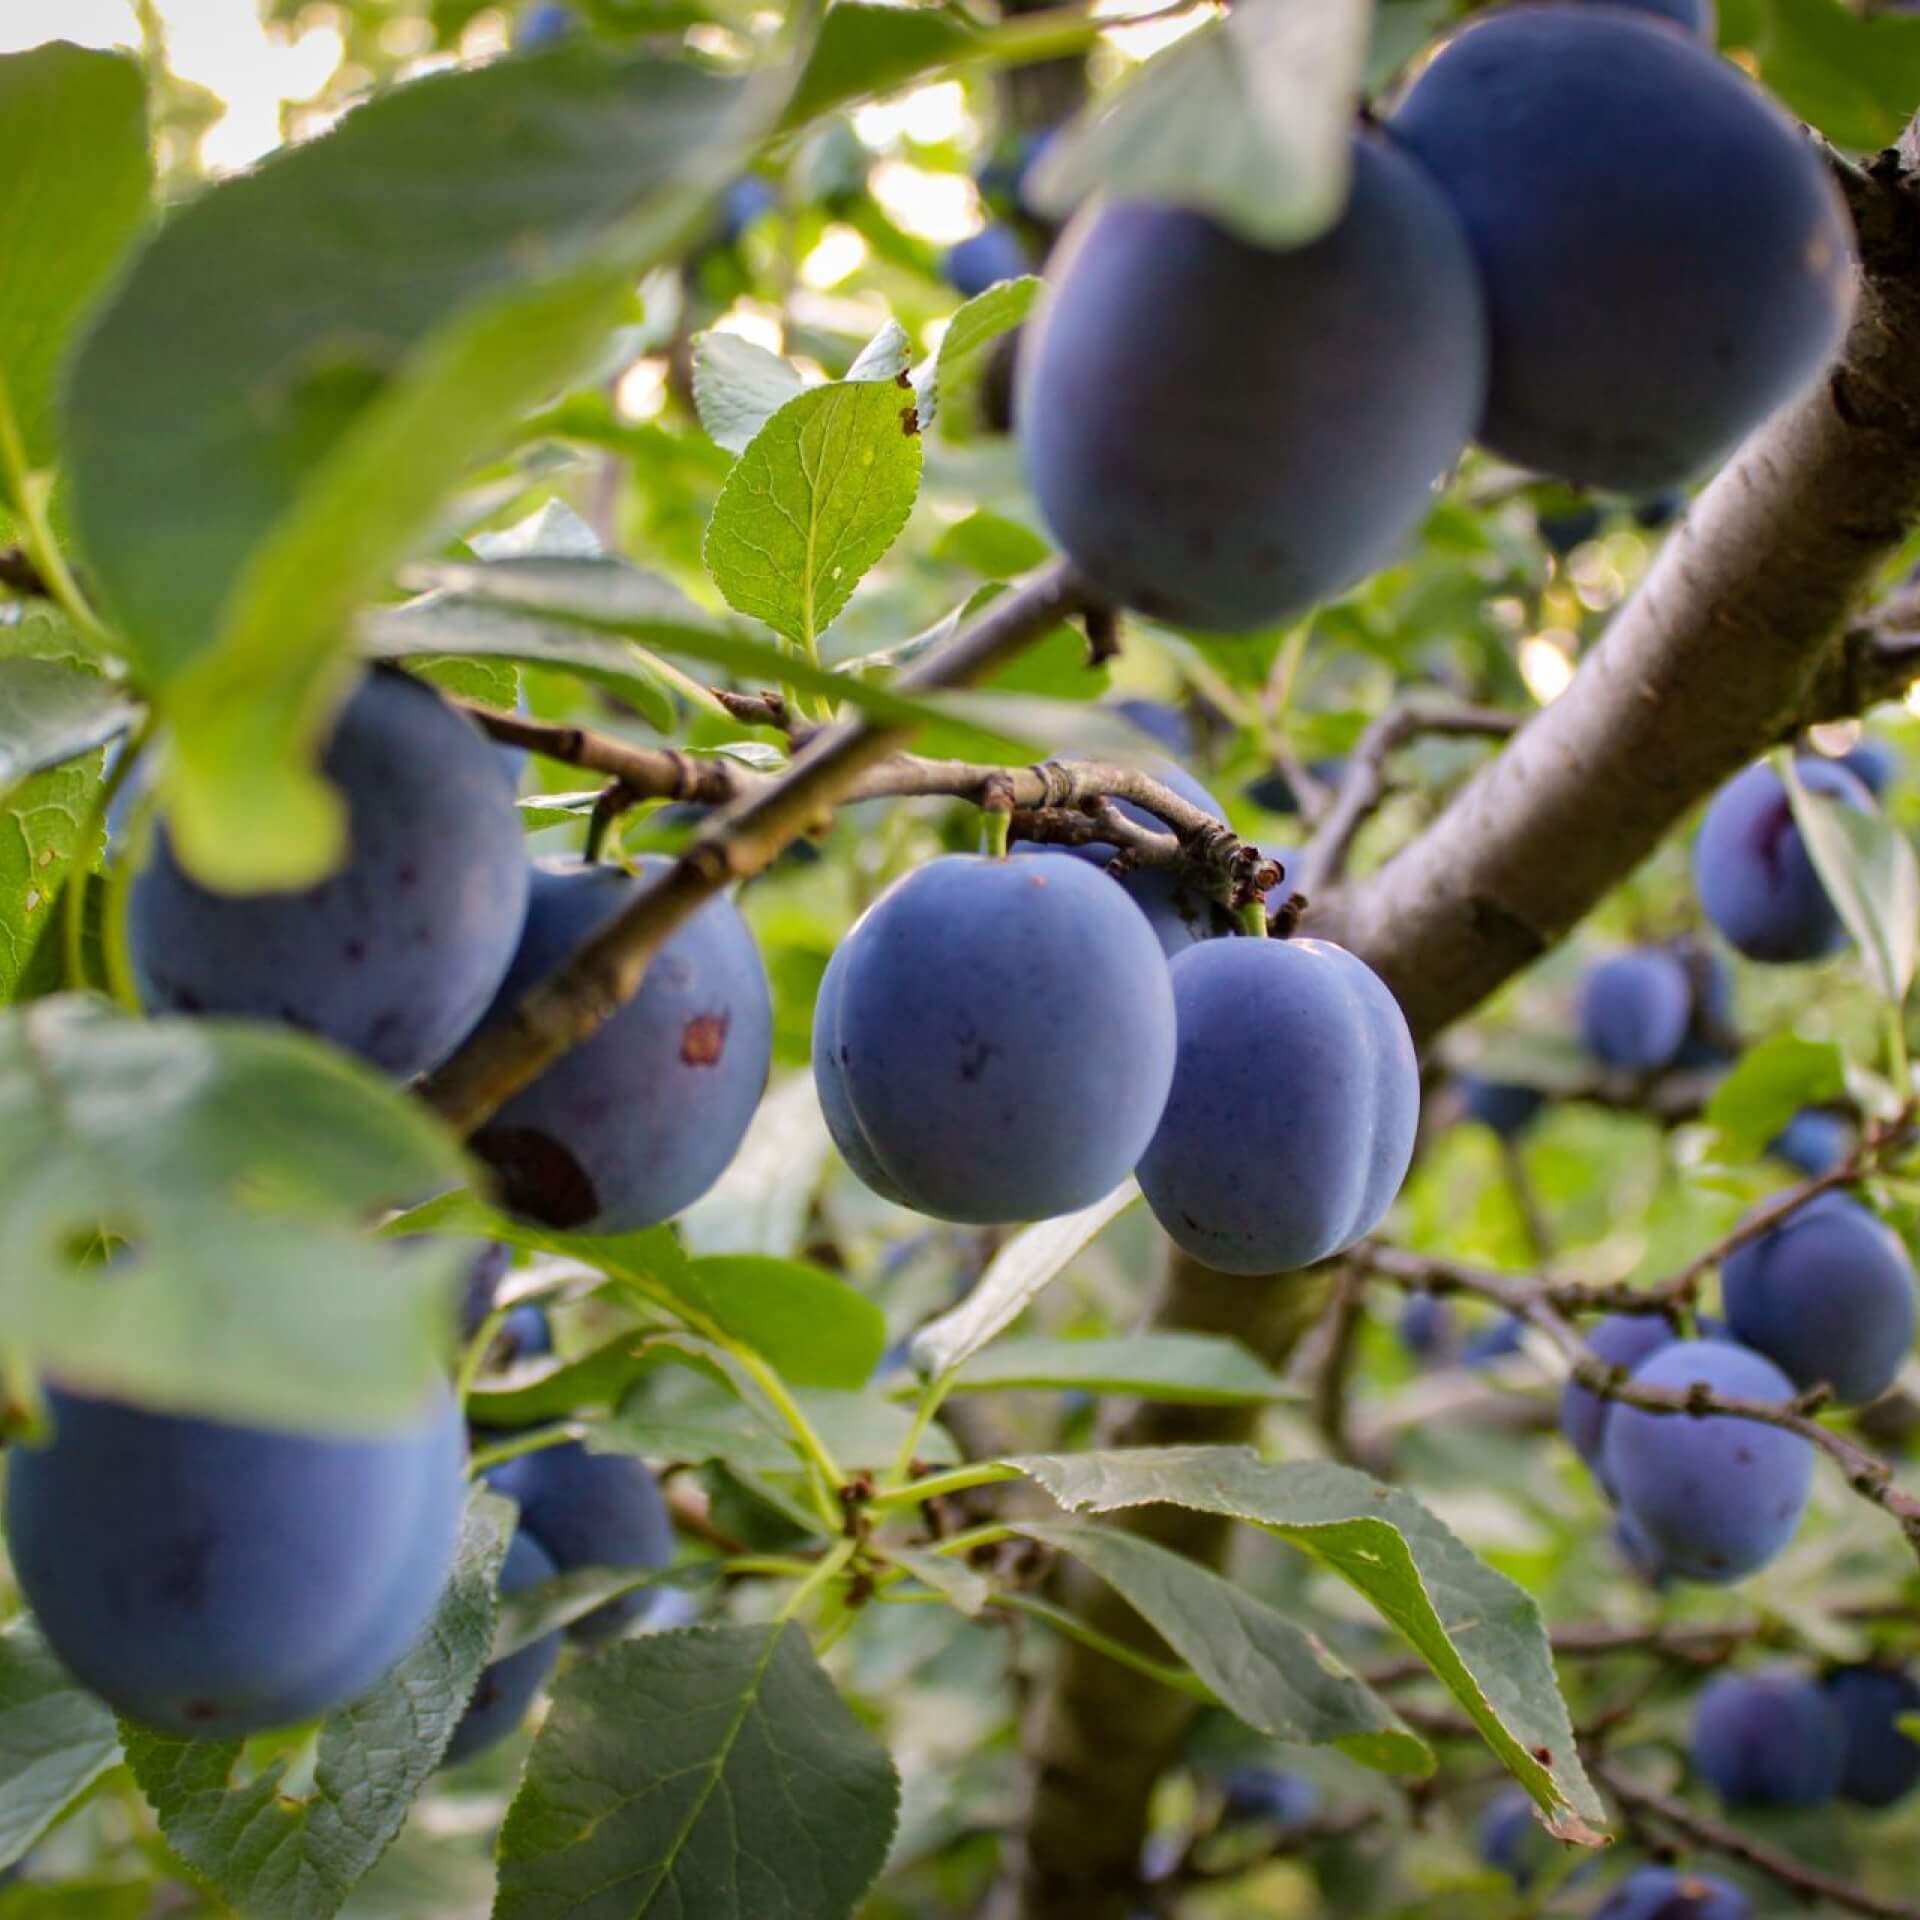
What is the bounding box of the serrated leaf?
[0,1619,121,1870]
[692,331,805,455]
[123,1493,512,1920]
[913,277,1039,437]
[1026,0,1372,248]
[495,1623,900,1920]
[845,319,912,385]
[1780,752,1920,1002]
[1020,1520,1429,1774]
[0,996,470,1432]
[782,2,984,128]
[678,1073,834,1261]
[65,49,766,890]
[947,1332,1291,1404]
[408,653,520,712]
[1705,1033,1848,1162]
[909,1184,1139,1378]
[703,380,923,651]
[0,43,151,486]
[1010,1447,1605,1838]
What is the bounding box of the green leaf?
[0,1619,121,1870]
[947,1332,1291,1404]
[495,1564,724,1661]
[469,1333,672,1429]
[912,277,1040,438]
[931,510,1052,581]
[1780,752,1920,1003]
[0,996,471,1433]
[1705,1033,1847,1162]
[410,653,520,712]
[782,2,984,128]
[909,1183,1140,1378]
[702,380,923,652]
[0,44,151,485]
[123,1492,513,1920]
[1019,1520,1430,1775]
[1025,0,1373,248]
[1010,1447,1606,1838]
[678,1074,834,1261]
[65,49,766,890]
[1733,0,1920,149]
[494,1623,901,1920]
[692,331,805,455]
[845,319,913,385]
[0,660,136,790]
[885,1547,990,1617]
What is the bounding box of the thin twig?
[1309,1265,1366,1465]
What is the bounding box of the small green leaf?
[494,1623,901,1920]
[1025,0,1373,248]
[123,1493,513,1920]
[845,319,913,385]
[931,509,1052,581]
[410,653,521,712]
[703,380,923,652]
[678,1074,834,1261]
[1010,1447,1606,1838]
[947,1332,1291,1405]
[782,2,984,128]
[1020,1520,1430,1775]
[1705,1033,1848,1162]
[913,277,1040,437]
[1780,752,1920,1003]
[909,1183,1139,1378]
[885,1547,991,1617]
[0,43,152,486]
[0,1618,121,1870]
[692,331,805,454]
[0,996,470,1432]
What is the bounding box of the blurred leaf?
[932,510,1051,581]
[1011,1447,1607,1837]
[692,331,805,455]
[0,43,151,485]
[123,1493,512,1920]
[947,1332,1292,1404]
[783,2,984,127]
[845,319,913,384]
[0,1619,120,1870]
[1730,0,1920,148]
[1705,1033,1847,1161]
[494,1564,723,1661]
[495,1624,900,1920]
[886,1547,990,1616]
[0,996,469,1432]
[704,380,923,651]
[409,652,519,711]
[1020,1521,1431,1774]
[0,662,135,791]
[1026,0,1372,247]
[912,277,1040,437]
[678,1073,835,1261]
[468,1332,670,1428]
[909,1184,1139,1378]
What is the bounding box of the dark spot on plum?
[396,863,420,888]
[343,939,366,964]
[472,1125,600,1230]
[681,1012,730,1066]
[183,1698,222,1723]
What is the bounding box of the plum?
[1572,0,1715,33]
[1137,937,1419,1274]
[7,1384,464,1737]
[485,1439,673,1644]
[1460,1077,1546,1139]
[1016,130,1486,631]
[1579,948,1693,1071]
[459,1241,515,1342]
[1219,1766,1319,1831]
[441,1527,562,1767]
[515,2,573,47]
[471,857,772,1234]
[1839,737,1899,797]
[1393,7,1853,489]
[1721,1192,1915,1404]
[1694,758,1874,962]
[1399,1294,1455,1361]
[1477,1787,1552,1887]
[1604,1339,1813,1581]
[945,223,1033,298]
[1690,1667,1843,1807]
[1560,1312,1676,1486]
[1822,1663,1920,1808]
[1464,1314,1527,1366]
[812,936,912,1207]
[497,1305,553,1362]
[1769,1108,1851,1177]
[128,670,529,1079]
[1592,1866,1751,1920]
[819,853,1177,1221]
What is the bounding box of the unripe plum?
[1560,1312,1676,1485]
[128,670,530,1079]
[1822,1663,1920,1808]
[1690,1666,1844,1807]
[441,1527,562,1767]
[484,1439,673,1644]
[1604,1339,1813,1582]
[1393,7,1854,490]
[1721,1192,1915,1405]
[820,853,1176,1221]
[1016,131,1487,632]
[1579,948,1693,1071]
[471,857,772,1234]
[1137,937,1419,1274]
[1592,1866,1751,1920]
[7,1385,464,1737]
[1694,758,1874,963]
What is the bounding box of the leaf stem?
[865,1460,1020,1509]
[993,1593,1211,1701]
[0,372,112,652]
[776,1536,857,1624]
[725,1338,847,1532]
[65,715,151,993]
[466,1421,582,1478]
[885,1368,956,1487]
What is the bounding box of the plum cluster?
[1016,1,1853,632]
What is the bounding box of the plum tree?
[1603,1339,1814,1581]
[944,223,1033,298]
[484,1439,673,1643]
[1822,1663,1920,1808]
[1693,758,1874,962]
[441,1527,563,1767]
[1136,938,1419,1274]
[1720,1192,1916,1404]
[1769,1108,1852,1176]
[128,671,530,1079]
[1578,948,1693,1071]
[1591,1866,1752,1920]
[1392,6,1853,490]
[816,852,1177,1221]
[1016,130,1487,631]
[1476,1786,1551,1887]
[7,1385,464,1737]
[1559,1312,1675,1484]
[1459,1076,1545,1139]
[470,857,772,1233]
[1689,1667,1845,1807]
